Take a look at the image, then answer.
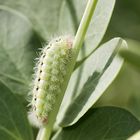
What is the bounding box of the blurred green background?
[96,0,140,120]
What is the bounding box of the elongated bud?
[29,36,73,126]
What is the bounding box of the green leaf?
[0,11,40,95]
[58,38,127,127]
[74,0,116,60]
[53,107,140,140]
[0,0,74,40]
[95,39,140,122]
[0,82,33,140]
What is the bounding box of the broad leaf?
[0,0,73,40]
[74,0,116,60]
[58,38,127,126]
[0,83,33,140]
[0,11,40,95]
[53,107,140,140]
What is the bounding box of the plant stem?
[73,0,98,54]
[37,0,98,140]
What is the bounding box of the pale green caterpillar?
[29,36,73,126]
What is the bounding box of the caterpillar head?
[46,36,73,50]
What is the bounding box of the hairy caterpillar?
[29,36,73,126]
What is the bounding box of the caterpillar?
[29,36,73,126]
